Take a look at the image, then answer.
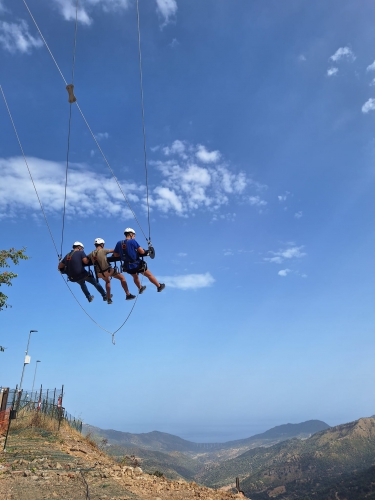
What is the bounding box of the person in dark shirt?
[58,241,107,303]
[113,228,165,294]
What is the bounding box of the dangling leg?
[85,274,106,299]
[77,278,93,302]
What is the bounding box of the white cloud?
[298,54,306,62]
[94,132,109,141]
[149,140,258,215]
[196,145,221,164]
[0,157,143,219]
[177,252,187,257]
[294,211,303,219]
[370,78,375,87]
[327,67,339,77]
[329,46,356,62]
[155,0,177,24]
[248,196,267,207]
[278,195,287,202]
[278,269,291,277]
[264,245,306,264]
[159,273,215,290]
[362,98,375,114]
[1,140,263,220]
[163,140,187,157]
[170,38,179,48]
[0,20,43,54]
[366,61,375,72]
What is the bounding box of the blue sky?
[1,0,375,442]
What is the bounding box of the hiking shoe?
[88,295,94,302]
[157,283,165,293]
[103,294,113,301]
[126,294,136,301]
[107,298,113,304]
[139,285,146,295]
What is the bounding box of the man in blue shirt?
[113,228,165,294]
[58,241,107,303]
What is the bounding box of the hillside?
[0,414,243,500]
[196,417,375,498]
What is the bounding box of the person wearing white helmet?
[58,241,107,303]
[113,228,165,293]
[87,237,135,304]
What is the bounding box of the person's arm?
[113,252,120,257]
[137,246,146,255]
[58,261,65,270]
[82,257,90,264]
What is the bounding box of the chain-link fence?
[0,386,83,438]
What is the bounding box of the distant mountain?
[83,419,329,454]
[83,420,330,482]
[196,416,375,498]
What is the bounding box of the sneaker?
[126,294,136,301]
[103,294,113,301]
[107,297,113,304]
[88,295,94,302]
[157,283,165,293]
[139,286,146,295]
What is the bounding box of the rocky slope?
[0,422,246,500]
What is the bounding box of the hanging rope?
[60,0,80,260]
[0,85,60,258]
[21,0,151,245]
[136,0,151,243]
[1,85,139,344]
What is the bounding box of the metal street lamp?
[31,360,41,395]
[19,330,38,392]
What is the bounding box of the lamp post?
[19,330,38,392]
[31,360,41,396]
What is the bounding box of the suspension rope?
[1,85,138,344]
[21,0,150,244]
[60,0,80,260]
[136,0,151,242]
[0,85,60,258]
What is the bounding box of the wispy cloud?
[264,245,306,264]
[0,20,43,54]
[196,144,221,164]
[51,0,175,26]
[327,67,339,77]
[278,269,291,277]
[294,211,303,219]
[155,0,178,25]
[149,140,265,216]
[1,140,262,220]
[329,46,356,62]
[366,61,375,72]
[0,157,142,220]
[160,273,215,290]
[298,54,306,62]
[362,98,375,114]
[94,132,109,141]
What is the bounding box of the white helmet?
[73,241,84,248]
[124,227,135,234]
[94,237,105,245]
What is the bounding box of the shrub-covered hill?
[196,417,375,495]
[247,464,375,500]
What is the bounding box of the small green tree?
[0,247,29,311]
